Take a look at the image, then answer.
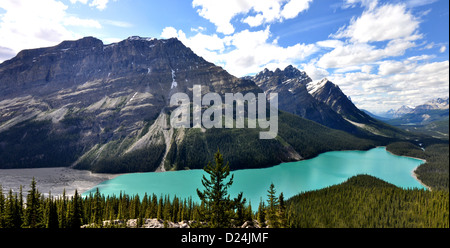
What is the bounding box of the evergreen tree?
[0,186,4,228]
[3,190,15,228]
[278,192,287,228]
[196,150,236,228]
[69,190,82,228]
[163,195,172,222]
[24,178,43,228]
[233,192,247,227]
[150,194,158,218]
[157,197,163,220]
[47,196,59,229]
[58,189,68,228]
[7,189,23,229]
[257,200,266,228]
[266,183,280,228]
[92,188,103,225]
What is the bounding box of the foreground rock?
[81,218,262,228]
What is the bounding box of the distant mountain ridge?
[386,97,449,125]
[246,66,361,135]
[382,97,449,120]
[247,66,413,140]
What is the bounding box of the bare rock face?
[248,66,359,134]
[0,36,298,172]
[250,66,412,139]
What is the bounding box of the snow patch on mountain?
[171,69,178,89]
[306,78,329,95]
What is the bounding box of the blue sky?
[0,0,448,113]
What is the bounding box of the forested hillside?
[164,111,376,171]
[285,175,448,228]
[387,142,449,191]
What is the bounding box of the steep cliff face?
[307,78,412,139]
[250,66,414,140]
[248,66,360,134]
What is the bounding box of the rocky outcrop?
[248,66,360,134]
[81,218,262,228]
[307,78,411,138]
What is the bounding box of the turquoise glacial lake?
[83,147,426,209]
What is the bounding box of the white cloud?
[191,26,206,33]
[310,1,447,113]
[361,65,372,74]
[424,42,434,49]
[328,59,449,112]
[378,60,409,76]
[0,0,114,63]
[0,0,76,59]
[301,61,329,81]
[70,0,89,4]
[405,0,439,8]
[343,0,378,10]
[160,27,180,39]
[316,39,344,48]
[242,0,282,27]
[103,20,133,28]
[220,27,318,76]
[192,0,313,34]
[69,0,114,10]
[316,38,416,69]
[160,25,318,77]
[281,0,313,19]
[315,2,422,70]
[192,0,252,34]
[440,45,447,53]
[64,16,102,28]
[89,0,110,11]
[333,4,420,43]
[0,46,16,62]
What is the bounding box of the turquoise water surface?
[83,147,426,208]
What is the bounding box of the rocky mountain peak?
[282,65,307,79]
[249,67,361,134]
[252,65,311,89]
[420,97,449,110]
[59,36,104,49]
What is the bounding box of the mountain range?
[247,67,412,140]
[0,36,430,173]
[379,98,449,139]
[383,98,449,120]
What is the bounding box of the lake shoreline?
[1,147,429,204]
[384,147,431,191]
[0,167,122,197]
[83,147,427,210]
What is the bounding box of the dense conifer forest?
[387,142,449,191]
[285,175,448,228]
